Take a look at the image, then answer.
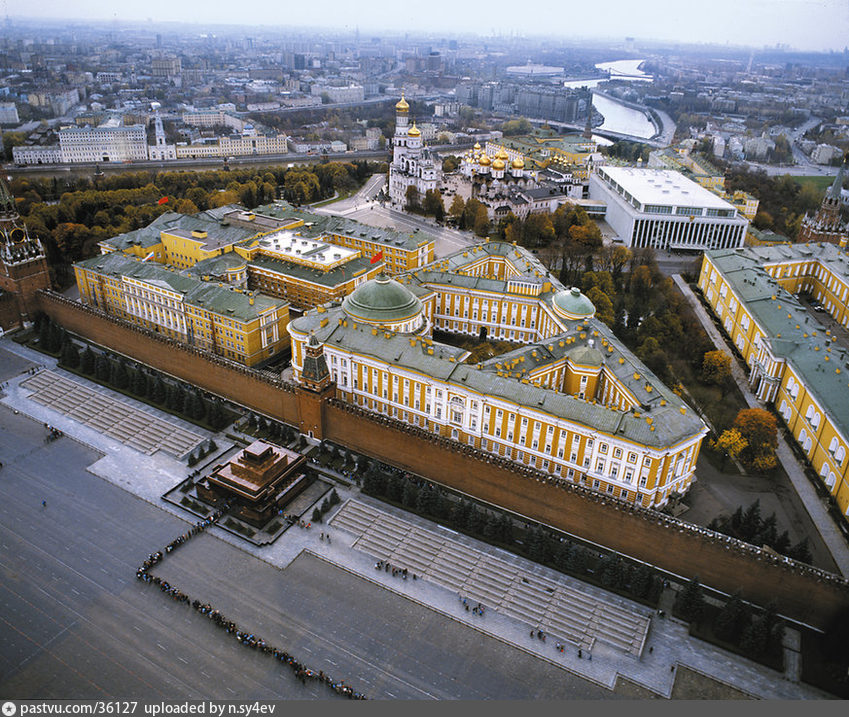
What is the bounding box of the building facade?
[290,240,708,508]
[74,251,290,367]
[388,95,440,209]
[698,244,849,516]
[59,125,149,163]
[589,166,748,250]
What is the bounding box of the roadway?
[0,403,615,700]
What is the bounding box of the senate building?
[290,240,708,508]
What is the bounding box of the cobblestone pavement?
[0,336,836,699]
[673,274,849,578]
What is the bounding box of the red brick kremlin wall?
[38,290,849,629]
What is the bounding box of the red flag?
[157,196,169,205]
[370,250,383,264]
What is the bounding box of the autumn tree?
[732,408,779,472]
[714,428,748,465]
[448,194,465,224]
[423,189,445,221]
[701,350,732,386]
[405,185,420,211]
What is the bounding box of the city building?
[698,243,849,515]
[290,240,708,508]
[11,145,63,166]
[0,102,19,124]
[388,95,440,208]
[589,167,748,250]
[0,179,50,330]
[175,132,289,159]
[797,166,848,245]
[59,124,149,163]
[74,251,290,367]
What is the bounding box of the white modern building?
[589,167,747,250]
[59,125,149,163]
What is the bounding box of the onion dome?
[395,94,409,113]
[341,275,424,331]
[496,147,509,160]
[511,157,525,169]
[479,152,491,166]
[473,142,481,150]
[492,158,505,171]
[552,286,596,321]
[408,123,421,137]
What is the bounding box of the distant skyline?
[5,0,849,52]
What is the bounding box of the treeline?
[708,499,813,564]
[721,164,824,238]
[11,161,381,282]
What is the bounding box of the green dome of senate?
[342,275,423,326]
[552,286,596,321]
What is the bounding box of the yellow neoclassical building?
[96,202,435,311]
[74,251,290,366]
[698,243,849,515]
[291,240,708,508]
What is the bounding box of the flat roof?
[597,167,735,211]
[257,229,359,269]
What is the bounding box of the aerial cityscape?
[2,0,849,702]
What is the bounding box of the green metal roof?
[76,251,286,323]
[553,287,596,319]
[341,275,423,324]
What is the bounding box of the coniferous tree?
[130,369,147,398]
[483,513,501,542]
[61,341,80,369]
[450,499,470,528]
[329,488,340,506]
[312,507,323,523]
[714,591,747,643]
[151,376,166,404]
[774,530,792,555]
[80,346,96,375]
[112,360,130,390]
[386,473,403,503]
[789,537,813,564]
[739,500,762,543]
[208,400,226,430]
[566,545,589,574]
[497,513,513,544]
[740,613,769,657]
[675,576,706,623]
[629,564,650,599]
[95,355,112,383]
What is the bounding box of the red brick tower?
[797,162,847,245]
[295,331,335,439]
[0,179,51,330]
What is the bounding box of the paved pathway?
[0,335,835,699]
[673,274,849,578]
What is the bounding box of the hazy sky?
[8,0,849,52]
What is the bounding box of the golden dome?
[473,142,481,150]
[512,157,525,169]
[408,123,421,137]
[492,158,505,170]
[496,147,509,160]
[479,152,491,166]
[395,94,409,112]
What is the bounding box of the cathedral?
[0,179,51,331]
[388,94,441,209]
[797,162,847,245]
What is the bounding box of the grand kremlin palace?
[291,240,708,508]
[699,243,849,515]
